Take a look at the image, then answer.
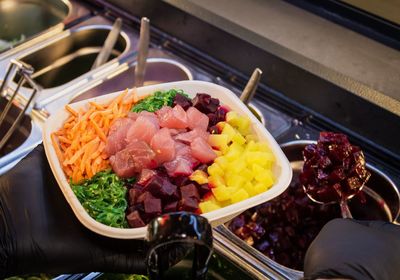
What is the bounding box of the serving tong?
[0,59,40,152]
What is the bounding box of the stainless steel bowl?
[221,140,400,278]
[16,28,127,89]
[71,57,193,103]
[0,0,90,57]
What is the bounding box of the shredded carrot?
[65,105,78,117]
[52,89,135,183]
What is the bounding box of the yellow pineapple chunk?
[254,169,274,187]
[208,163,224,177]
[231,189,250,204]
[199,201,221,213]
[221,123,237,142]
[232,132,246,145]
[189,170,209,184]
[212,186,236,201]
[208,174,225,188]
[208,134,229,153]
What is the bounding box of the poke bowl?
[42,80,292,239]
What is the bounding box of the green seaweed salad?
[132,89,188,112]
[72,89,187,228]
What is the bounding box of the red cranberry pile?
[300,132,371,203]
[125,93,227,228]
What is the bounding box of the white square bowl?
[43,80,292,239]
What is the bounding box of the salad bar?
[1,0,400,279]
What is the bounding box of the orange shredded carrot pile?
[51,89,140,183]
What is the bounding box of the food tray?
[43,80,292,239]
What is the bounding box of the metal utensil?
[291,160,370,219]
[91,17,123,70]
[240,68,262,105]
[134,17,150,87]
[0,59,39,152]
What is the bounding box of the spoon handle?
[340,199,353,219]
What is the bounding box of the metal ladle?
[240,68,262,106]
[292,160,391,219]
[91,17,123,70]
[134,17,150,87]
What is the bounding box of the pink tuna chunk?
[110,140,156,178]
[190,137,217,163]
[126,114,159,144]
[105,117,134,157]
[164,157,194,177]
[174,127,209,144]
[150,128,176,164]
[156,105,188,129]
[186,107,209,131]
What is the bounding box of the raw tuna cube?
[156,105,188,129]
[164,157,193,177]
[137,169,157,186]
[146,175,179,200]
[127,210,146,228]
[174,127,209,144]
[181,183,200,201]
[110,140,156,178]
[105,118,134,156]
[190,137,217,163]
[150,128,176,164]
[186,107,209,131]
[126,114,159,144]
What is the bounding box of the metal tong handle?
[0,60,38,152]
[134,17,150,87]
[240,68,262,105]
[91,18,123,70]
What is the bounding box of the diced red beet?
[173,93,192,110]
[181,183,200,201]
[145,175,179,200]
[196,164,209,173]
[208,125,219,134]
[208,106,229,126]
[190,137,217,163]
[129,188,142,205]
[179,197,199,212]
[171,176,191,187]
[126,210,146,228]
[192,93,219,114]
[186,107,209,131]
[300,132,371,203]
[164,201,179,213]
[150,128,176,164]
[197,183,211,197]
[144,195,162,216]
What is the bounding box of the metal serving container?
[0,0,90,55]
[219,140,400,279]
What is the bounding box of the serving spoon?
[134,17,150,87]
[291,160,392,220]
[91,17,123,70]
